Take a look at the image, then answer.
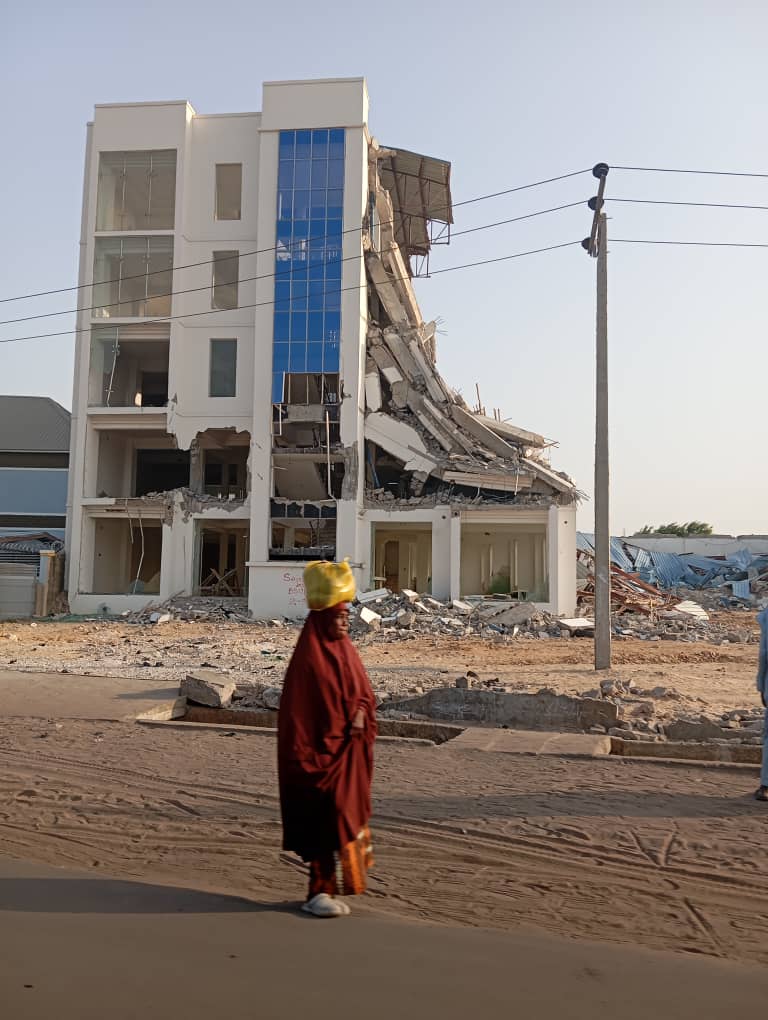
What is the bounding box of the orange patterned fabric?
[307,828,374,900]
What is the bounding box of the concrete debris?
[181,671,236,709]
[359,606,382,630]
[128,597,251,624]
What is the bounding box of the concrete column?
[449,513,462,600]
[548,504,577,616]
[431,506,451,600]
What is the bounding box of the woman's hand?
[351,708,366,731]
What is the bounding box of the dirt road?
[1,717,766,965]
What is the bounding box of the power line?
[0,240,581,346]
[612,238,768,248]
[0,201,586,327]
[0,168,592,306]
[608,197,768,211]
[612,165,768,179]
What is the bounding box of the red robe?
[277,606,377,861]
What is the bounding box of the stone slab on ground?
[181,671,236,708]
[385,687,618,732]
[0,669,181,721]
[449,728,612,757]
[2,856,767,1020]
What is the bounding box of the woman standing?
[278,561,377,917]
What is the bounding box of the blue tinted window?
[290,311,307,340]
[292,220,309,241]
[327,160,344,189]
[273,128,345,404]
[329,129,345,158]
[311,160,328,188]
[324,341,340,370]
[308,311,324,340]
[277,190,293,219]
[295,130,312,159]
[274,311,290,340]
[293,190,310,219]
[293,160,311,190]
[273,343,289,371]
[326,190,343,218]
[325,255,342,280]
[310,190,327,218]
[324,310,341,339]
[278,160,294,190]
[307,343,323,371]
[289,344,307,371]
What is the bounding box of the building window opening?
[372,523,432,593]
[202,448,248,501]
[89,327,170,407]
[89,518,162,595]
[269,516,337,562]
[135,449,190,496]
[197,524,249,596]
[93,237,173,318]
[209,338,237,397]
[212,251,239,310]
[272,372,339,406]
[215,164,242,221]
[96,150,177,231]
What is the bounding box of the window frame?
[211,250,239,310]
[215,163,243,221]
[209,338,238,398]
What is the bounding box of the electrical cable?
[0,200,585,327]
[0,240,582,345]
[0,168,592,305]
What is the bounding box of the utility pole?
[582,164,611,670]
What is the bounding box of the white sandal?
[301,893,345,918]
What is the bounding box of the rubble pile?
[348,589,568,642]
[127,597,254,624]
[577,676,765,745]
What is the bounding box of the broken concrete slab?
[383,688,618,733]
[451,600,474,616]
[479,602,538,628]
[665,716,741,742]
[558,618,595,635]
[357,588,391,604]
[181,671,236,709]
[360,606,382,630]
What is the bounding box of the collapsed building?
[66,78,579,617]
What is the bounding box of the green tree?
[634,521,714,537]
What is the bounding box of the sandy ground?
[0,614,762,720]
[1,717,767,967]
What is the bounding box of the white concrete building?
[66,78,578,618]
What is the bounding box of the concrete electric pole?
[583,165,611,670]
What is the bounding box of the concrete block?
[401,589,419,603]
[384,688,618,733]
[479,602,538,628]
[360,606,382,629]
[181,672,236,709]
[357,588,391,604]
[451,600,474,616]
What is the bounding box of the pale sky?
[1,0,766,536]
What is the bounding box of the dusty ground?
[0,717,767,966]
[0,613,762,720]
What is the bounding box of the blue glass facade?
[272,128,345,403]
